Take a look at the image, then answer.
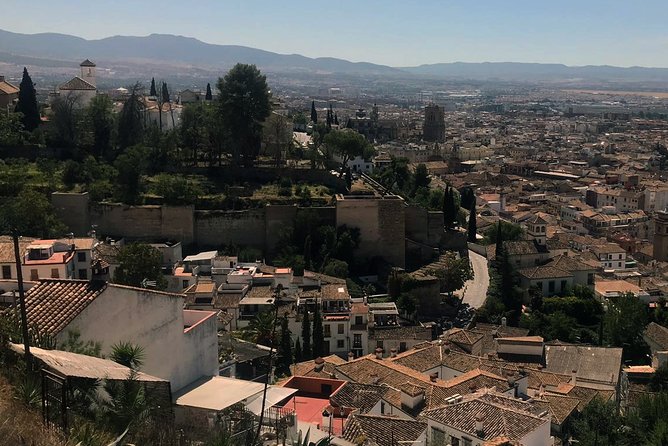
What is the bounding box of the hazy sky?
[2,0,667,67]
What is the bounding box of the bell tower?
[80,59,96,87]
[653,211,668,261]
[527,216,547,246]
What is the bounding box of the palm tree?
[241,311,277,347]
[110,341,145,370]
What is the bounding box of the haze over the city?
[1,0,668,67]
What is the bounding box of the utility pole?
[12,230,32,370]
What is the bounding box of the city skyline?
[1,0,667,68]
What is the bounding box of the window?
[399,342,407,352]
[30,269,38,281]
[618,262,622,268]
[450,436,460,446]
[51,268,59,279]
[182,280,189,289]
[380,401,386,414]
[337,339,344,349]
[338,323,344,334]
[353,334,362,348]
[1,265,10,279]
[431,428,446,445]
[536,281,543,291]
[462,438,472,446]
[77,252,86,262]
[355,316,363,325]
[376,340,384,349]
[548,281,555,293]
[560,280,567,291]
[324,324,331,337]
[79,269,87,280]
[588,273,594,285]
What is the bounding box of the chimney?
[429,372,439,383]
[475,413,484,436]
[501,317,507,327]
[571,369,577,387]
[370,373,380,385]
[348,351,355,362]
[0,75,5,82]
[390,348,397,358]
[375,348,383,360]
[314,357,325,372]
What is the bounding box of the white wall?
[62,286,218,391]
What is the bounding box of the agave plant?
[291,429,331,446]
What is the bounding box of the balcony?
[350,324,367,331]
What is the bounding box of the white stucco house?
[23,278,219,392]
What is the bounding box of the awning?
[246,387,298,415]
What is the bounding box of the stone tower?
[80,59,96,87]
[527,215,548,246]
[423,103,445,142]
[653,211,668,261]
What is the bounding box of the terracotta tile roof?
[330,382,394,413]
[423,390,549,442]
[93,243,120,265]
[0,236,35,264]
[443,328,484,347]
[343,414,426,446]
[23,279,107,335]
[291,355,345,378]
[79,59,96,67]
[532,393,580,425]
[644,322,668,351]
[518,265,572,280]
[0,79,19,95]
[368,325,433,341]
[59,76,96,91]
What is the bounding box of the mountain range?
[2,28,668,82]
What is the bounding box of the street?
[460,250,490,309]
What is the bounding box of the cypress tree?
[303,235,312,270]
[312,301,324,358]
[467,200,477,243]
[442,186,449,227]
[278,315,293,375]
[294,338,303,363]
[161,82,170,103]
[495,221,504,258]
[301,309,312,360]
[387,268,403,301]
[149,77,157,97]
[334,113,339,125]
[310,100,318,123]
[15,67,40,131]
[205,83,213,101]
[442,186,457,229]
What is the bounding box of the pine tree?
[205,83,213,101]
[301,310,312,360]
[310,100,318,123]
[15,67,40,131]
[161,82,170,103]
[467,200,477,243]
[294,338,303,363]
[312,301,324,358]
[149,77,157,97]
[278,315,293,375]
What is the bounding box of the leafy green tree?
[114,145,149,204]
[263,112,292,167]
[113,243,166,289]
[486,221,524,246]
[149,78,157,97]
[397,293,417,316]
[312,304,324,358]
[310,101,317,123]
[277,315,293,375]
[467,200,477,243]
[414,164,430,191]
[50,94,81,149]
[205,83,213,101]
[87,94,114,159]
[387,268,403,301]
[428,251,473,298]
[572,397,625,446]
[604,292,649,360]
[323,129,373,172]
[217,64,271,166]
[15,67,40,131]
[117,83,145,151]
[322,259,348,279]
[0,112,27,146]
[301,310,312,360]
[151,173,202,205]
[0,189,67,238]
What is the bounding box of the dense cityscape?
[1,7,668,446]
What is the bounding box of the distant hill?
[0,29,402,76]
[400,61,668,82]
[2,28,668,83]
